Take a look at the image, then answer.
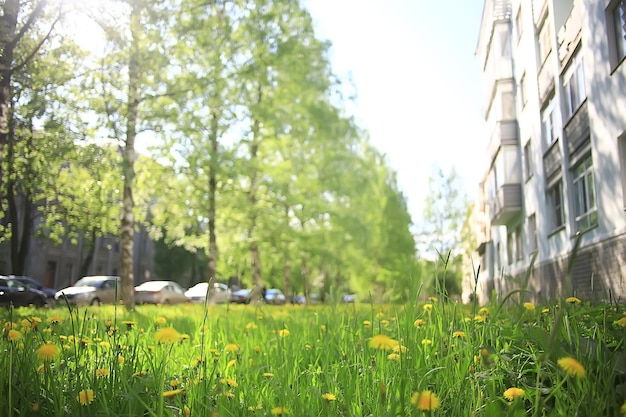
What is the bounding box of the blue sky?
[304,1,488,228]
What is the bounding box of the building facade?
[470,0,626,304]
[0,226,154,291]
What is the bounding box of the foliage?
[1,294,625,416]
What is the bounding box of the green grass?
[1,296,625,416]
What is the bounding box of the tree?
[419,166,469,297]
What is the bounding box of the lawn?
[1,295,625,416]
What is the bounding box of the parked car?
[185,282,231,304]
[0,276,49,307]
[230,288,286,305]
[134,280,188,305]
[55,276,120,306]
[265,289,286,305]
[230,288,252,304]
[12,276,57,300]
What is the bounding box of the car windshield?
[74,278,108,287]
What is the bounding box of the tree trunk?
[207,109,219,287]
[79,228,97,277]
[120,2,140,310]
[0,0,19,214]
[282,206,291,301]
[247,86,263,303]
[301,254,310,303]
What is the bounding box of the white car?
[185,282,231,304]
[55,276,121,306]
[134,280,188,305]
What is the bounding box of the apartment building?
[469,0,626,304]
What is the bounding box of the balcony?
[490,184,522,225]
[543,139,562,181]
[483,57,514,114]
[487,120,519,164]
[564,100,589,159]
[537,51,555,103]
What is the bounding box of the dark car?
[0,276,49,307]
[12,276,57,300]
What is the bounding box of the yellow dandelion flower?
[523,302,535,311]
[78,389,95,405]
[227,359,236,368]
[423,304,433,312]
[474,315,486,323]
[363,320,372,327]
[36,343,60,361]
[95,368,109,377]
[37,364,45,374]
[8,329,22,342]
[429,296,438,302]
[104,319,113,328]
[557,357,586,378]
[369,334,398,351]
[278,329,290,337]
[219,391,234,398]
[375,312,385,319]
[184,406,191,417]
[122,320,137,329]
[414,319,426,327]
[224,343,239,352]
[393,344,408,353]
[99,341,110,348]
[271,406,289,415]
[380,319,390,327]
[410,390,441,411]
[565,297,581,304]
[621,401,626,417]
[47,316,63,325]
[254,345,261,353]
[503,387,525,401]
[542,308,550,314]
[162,389,182,397]
[263,372,274,378]
[246,322,258,331]
[4,321,17,331]
[452,331,465,338]
[118,355,124,365]
[421,339,432,345]
[478,307,490,315]
[387,353,400,361]
[221,378,238,388]
[154,327,180,344]
[322,393,336,401]
[180,334,190,341]
[320,324,326,332]
[155,317,167,325]
[615,317,626,328]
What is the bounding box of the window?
[563,51,586,119]
[515,225,523,261]
[607,0,626,68]
[520,73,528,107]
[547,180,565,231]
[542,97,558,148]
[572,153,598,231]
[538,18,553,65]
[524,140,533,180]
[528,214,538,252]
[516,6,523,42]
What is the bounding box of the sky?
[303,1,488,229]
